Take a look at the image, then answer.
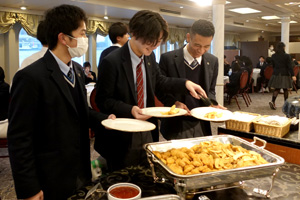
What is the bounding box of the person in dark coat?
[225,62,242,98]
[8,5,114,200]
[95,10,206,172]
[268,42,296,110]
[98,22,129,66]
[0,66,9,121]
[83,61,97,84]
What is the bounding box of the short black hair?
[37,20,47,46]
[191,19,215,37]
[83,61,91,68]
[259,56,265,59]
[129,10,168,46]
[108,22,128,44]
[44,4,87,50]
[276,42,285,54]
[0,66,4,81]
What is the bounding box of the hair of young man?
[259,56,265,59]
[83,61,91,68]
[276,42,285,54]
[37,20,47,46]
[232,62,241,72]
[190,19,215,38]
[108,22,128,44]
[129,10,168,46]
[44,4,87,50]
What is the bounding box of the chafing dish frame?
[144,135,284,199]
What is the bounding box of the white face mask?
[66,36,88,58]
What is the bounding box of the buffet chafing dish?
[144,135,284,199]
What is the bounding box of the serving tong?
[198,94,218,106]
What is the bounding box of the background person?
[98,22,129,66]
[83,61,97,84]
[268,42,296,110]
[20,20,48,70]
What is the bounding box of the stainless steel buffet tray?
[144,135,284,193]
[140,194,181,200]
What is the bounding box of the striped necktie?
[67,68,74,83]
[136,59,144,108]
[190,59,199,69]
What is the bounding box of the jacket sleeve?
[8,70,42,199]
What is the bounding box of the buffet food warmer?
[144,135,284,199]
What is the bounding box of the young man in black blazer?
[98,22,129,66]
[96,10,206,171]
[157,19,225,140]
[8,4,114,200]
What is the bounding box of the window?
[96,35,112,66]
[19,28,42,67]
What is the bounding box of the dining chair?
[228,70,249,110]
[90,87,100,112]
[291,66,299,94]
[0,119,8,158]
[261,65,273,95]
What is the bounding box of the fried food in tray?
[161,105,179,115]
[153,141,268,175]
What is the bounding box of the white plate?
[101,118,156,132]
[141,107,187,118]
[191,107,233,122]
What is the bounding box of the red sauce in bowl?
[110,186,139,199]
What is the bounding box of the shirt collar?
[128,41,144,68]
[183,44,202,65]
[112,43,122,47]
[49,50,73,76]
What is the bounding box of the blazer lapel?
[174,47,186,78]
[73,63,89,117]
[201,54,210,92]
[121,43,138,103]
[44,51,78,115]
[144,55,155,107]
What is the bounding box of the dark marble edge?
[218,126,300,149]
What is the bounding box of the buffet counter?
[69,162,300,200]
[218,126,300,165]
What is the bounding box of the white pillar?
[212,0,225,106]
[281,16,290,53]
[88,34,97,74]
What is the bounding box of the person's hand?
[25,191,44,200]
[131,106,151,120]
[108,114,116,120]
[185,80,207,99]
[292,76,297,82]
[174,101,190,115]
[211,104,227,110]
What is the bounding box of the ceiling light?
[261,31,264,33]
[104,16,108,20]
[189,0,212,6]
[261,16,280,20]
[246,20,249,22]
[226,1,231,4]
[284,2,300,5]
[265,24,268,26]
[180,6,184,8]
[229,8,261,14]
[20,6,27,10]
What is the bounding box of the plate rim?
[141,106,187,118]
[191,107,233,122]
[101,118,156,132]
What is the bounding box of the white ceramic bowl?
[107,182,142,200]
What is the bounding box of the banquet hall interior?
[1,0,300,199]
